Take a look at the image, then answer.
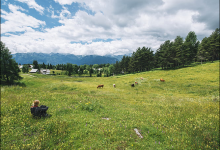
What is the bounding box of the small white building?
[40,68,50,74]
[18,65,23,69]
[93,68,102,71]
[29,69,38,73]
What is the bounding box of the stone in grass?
[134,128,143,138]
[102,118,111,120]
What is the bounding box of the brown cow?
[97,84,104,88]
[160,78,165,82]
[135,81,138,84]
[131,84,135,87]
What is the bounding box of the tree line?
[113,28,219,74]
[18,28,220,77]
[1,28,219,84]
[31,62,113,77]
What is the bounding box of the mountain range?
[12,53,131,65]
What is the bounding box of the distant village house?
[40,68,50,74]
[29,69,38,73]
[29,68,50,74]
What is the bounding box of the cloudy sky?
[1,0,219,55]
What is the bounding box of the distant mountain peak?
[12,53,127,65]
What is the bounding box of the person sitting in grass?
[31,100,40,108]
[31,100,50,118]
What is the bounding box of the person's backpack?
[31,105,49,117]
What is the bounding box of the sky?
[1,0,219,56]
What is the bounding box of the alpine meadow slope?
[1,61,219,149]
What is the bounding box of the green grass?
[1,61,219,149]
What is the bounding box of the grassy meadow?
[1,61,219,149]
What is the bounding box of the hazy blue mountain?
[12,53,122,65]
[80,55,118,65]
[104,53,132,61]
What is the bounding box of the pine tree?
[197,37,210,64]
[89,64,93,77]
[183,31,199,65]
[42,62,46,69]
[0,41,22,84]
[160,40,170,69]
[120,56,126,73]
[128,52,136,73]
[33,60,39,69]
[134,47,142,72]
[173,36,183,67]
[208,28,220,62]
[66,63,73,76]
[114,61,120,74]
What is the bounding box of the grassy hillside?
[1,61,219,149]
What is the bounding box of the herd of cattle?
[97,77,165,89]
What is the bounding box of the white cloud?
[1,4,45,34]
[1,0,218,55]
[50,6,71,20]
[15,0,44,14]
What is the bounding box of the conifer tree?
[66,63,73,76]
[0,41,22,84]
[128,53,136,73]
[208,28,220,62]
[173,36,183,67]
[197,37,210,63]
[33,60,39,69]
[42,62,46,69]
[182,31,199,65]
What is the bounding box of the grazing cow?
[140,77,143,80]
[131,84,135,87]
[135,81,138,84]
[160,78,165,82]
[97,84,104,88]
[113,84,116,88]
